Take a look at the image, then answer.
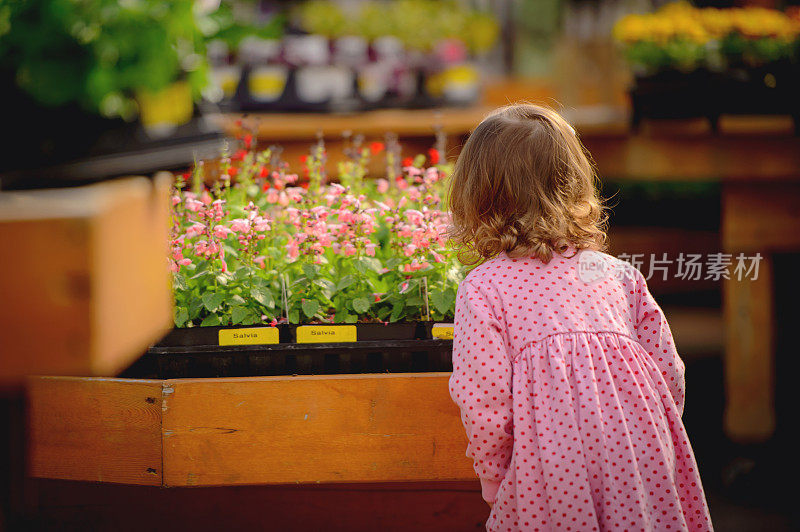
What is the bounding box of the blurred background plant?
[0,0,211,121]
[614,1,800,73]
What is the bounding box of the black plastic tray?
[123,322,454,379]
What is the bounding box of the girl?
[448,104,712,531]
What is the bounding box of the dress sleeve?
[449,279,513,503]
[633,271,686,415]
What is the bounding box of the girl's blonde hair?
[447,103,607,264]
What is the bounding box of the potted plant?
[613,2,800,131]
[142,133,460,378]
[0,0,217,185]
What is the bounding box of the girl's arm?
[449,279,513,504]
[633,271,687,415]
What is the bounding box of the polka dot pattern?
[448,250,712,531]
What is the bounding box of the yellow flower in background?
[698,8,734,39]
[613,14,652,44]
[613,1,800,44]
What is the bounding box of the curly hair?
[447,103,607,264]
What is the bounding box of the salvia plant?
[170,130,464,328]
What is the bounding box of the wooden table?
[218,108,800,443]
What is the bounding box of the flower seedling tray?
[130,322,455,379]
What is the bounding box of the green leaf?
[228,294,247,306]
[173,273,188,291]
[390,304,404,322]
[352,297,371,315]
[405,294,423,307]
[242,314,260,325]
[288,309,300,323]
[336,275,356,291]
[201,314,222,326]
[202,292,225,312]
[188,298,205,319]
[231,306,251,325]
[430,288,456,315]
[302,263,319,280]
[250,286,275,309]
[314,278,336,299]
[354,257,383,275]
[344,313,358,324]
[301,299,320,318]
[174,306,189,327]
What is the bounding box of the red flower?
[299,155,308,165]
[300,182,310,190]
[369,141,385,154]
[428,148,440,165]
[227,166,238,177]
[259,166,269,178]
[243,134,253,148]
[401,157,413,168]
[232,149,247,161]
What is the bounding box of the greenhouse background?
[1,0,799,530]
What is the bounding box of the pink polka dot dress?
[449,249,713,531]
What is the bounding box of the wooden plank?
[0,176,173,382]
[162,373,474,486]
[27,376,163,485]
[723,255,775,442]
[722,183,800,253]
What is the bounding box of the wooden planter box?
[27,372,474,487]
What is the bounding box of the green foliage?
[0,0,208,119]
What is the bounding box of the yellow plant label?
[218,327,279,346]
[296,325,357,343]
[432,323,454,340]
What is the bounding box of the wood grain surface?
[27,376,163,485]
[161,373,474,487]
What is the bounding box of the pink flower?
[178,258,192,266]
[220,259,228,273]
[185,198,203,212]
[266,189,279,203]
[431,250,446,263]
[253,216,271,232]
[403,244,417,257]
[186,223,205,237]
[287,242,299,259]
[404,209,424,225]
[343,242,357,257]
[376,179,389,194]
[278,192,290,207]
[171,195,181,206]
[230,219,250,233]
[365,243,377,257]
[169,262,179,273]
[398,197,408,209]
[213,225,232,239]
